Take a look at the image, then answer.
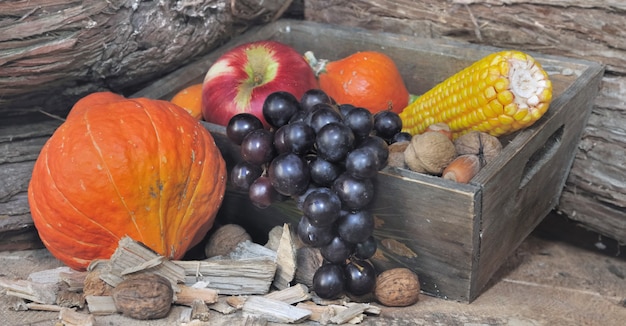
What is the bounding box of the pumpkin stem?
[304,51,327,77]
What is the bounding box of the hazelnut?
[204,224,252,258]
[404,131,457,174]
[374,268,420,307]
[454,131,502,166]
[112,273,173,320]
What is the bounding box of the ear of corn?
[399,50,553,138]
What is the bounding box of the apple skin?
[202,40,319,127]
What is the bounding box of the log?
[304,0,626,242]
[0,0,297,118]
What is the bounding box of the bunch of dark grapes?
[225,89,406,299]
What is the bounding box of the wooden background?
[303,0,626,243]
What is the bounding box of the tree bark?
[0,0,293,117]
[304,0,626,242]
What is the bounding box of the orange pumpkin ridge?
[28,92,227,270]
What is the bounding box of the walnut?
[204,224,252,258]
[374,268,420,307]
[404,131,457,174]
[454,131,502,167]
[112,273,173,320]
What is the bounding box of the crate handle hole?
[519,125,564,189]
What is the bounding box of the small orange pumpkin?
[308,51,410,114]
[170,83,204,120]
[28,92,227,270]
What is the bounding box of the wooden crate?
[133,20,604,302]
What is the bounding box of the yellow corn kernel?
[399,50,553,138]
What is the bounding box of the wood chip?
[243,315,268,325]
[207,297,237,314]
[295,301,335,324]
[272,223,297,290]
[329,303,371,324]
[0,277,59,304]
[175,241,277,295]
[190,299,211,322]
[84,295,117,315]
[175,285,219,306]
[27,266,72,284]
[59,307,95,326]
[242,295,311,324]
[226,295,247,309]
[92,236,186,291]
[264,283,311,304]
[24,303,63,312]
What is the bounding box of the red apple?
[202,40,319,127]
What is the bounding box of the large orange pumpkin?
[312,51,410,114]
[28,92,227,270]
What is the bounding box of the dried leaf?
[380,239,418,258]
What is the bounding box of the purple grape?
[283,121,316,155]
[332,172,374,210]
[315,122,355,163]
[226,113,264,145]
[268,152,310,196]
[308,156,343,187]
[230,162,263,191]
[297,215,335,247]
[373,110,402,140]
[344,107,373,139]
[301,89,333,112]
[338,103,356,117]
[248,176,278,209]
[344,259,376,296]
[302,188,342,226]
[345,147,380,179]
[337,210,375,244]
[309,104,343,133]
[263,91,301,128]
[320,235,354,264]
[355,236,377,260]
[313,263,345,299]
[240,129,276,165]
[392,131,412,143]
[357,136,389,170]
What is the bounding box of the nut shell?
[404,131,456,174]
[454,131,502,166]
[204,224,252,258]
[374,268,420,307]
[112,273,173,320]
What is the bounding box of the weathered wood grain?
[0,0,293,117]
[303,0,626,242]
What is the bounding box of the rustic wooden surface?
[303,0,626,243]
[0,0,295,117]
[1,221,625,325]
